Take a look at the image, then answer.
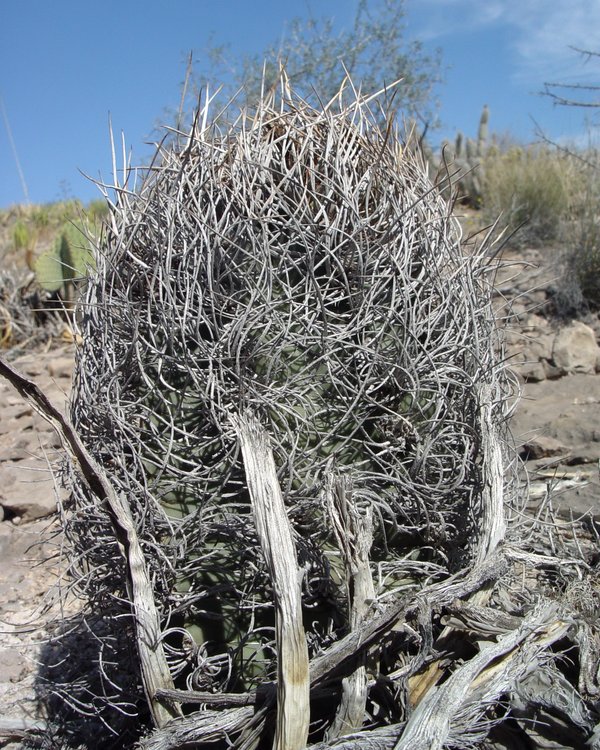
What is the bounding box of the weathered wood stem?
[233,412,310,750]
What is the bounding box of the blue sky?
[1,0,599,209]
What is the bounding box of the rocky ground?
[1,244,600,746]
[497,246,600,520]
[0,348,78,748]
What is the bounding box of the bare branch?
[233,412,310,750]
[569,45,600,61]
[541,47,600,108]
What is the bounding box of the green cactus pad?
[35,249,65,292]
[35,221,95,293]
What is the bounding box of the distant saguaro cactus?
[437,105,490,205]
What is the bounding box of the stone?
[0,436,34,462]
[552,321,600,375]
[505,318,555,382]
[11,355,44,378]
[0,413,34,436]
[0,648,28,683]
[521,313,552,333]
[513,358,547,383]
[47,356,73,380]
[565,447,600,465]
[520,435,569,460]
[0,462,65,520]
[542,361,563,380]
[524,289,548,307]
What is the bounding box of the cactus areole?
[68,81,510,742]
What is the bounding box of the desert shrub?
[558,150,600,309]
[570,219,600,307]
[0,268,62,351]
[11,219,37,270]
[86,198,109,223]
[30,204,51,231]
[12,220,32,252]
[481,145,575,246]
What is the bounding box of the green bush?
[12,220,32,252]
[86,198,109,222]
[481,145,575,246]
[34,219,95,299]
[30,204,51,231]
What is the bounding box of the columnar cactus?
[434,105,490,205]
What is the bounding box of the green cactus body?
[465,137,477,161]
[454,131,464,159]
[35,220,95,295]
[34,246,66,293]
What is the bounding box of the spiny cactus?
[50,78,518,748]
[478,103,489,147]
[34,220,95,297]
[1,81,597,750]
[454,130,464,158]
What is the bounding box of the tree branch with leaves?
[180,0,442,127]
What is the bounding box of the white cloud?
[556,125,600,150]
[414,0,600,82]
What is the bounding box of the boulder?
[512,357,547,383]
[0,648,28,684]
[0,462,66,520]
[47,355,74,380]
[505,315,555,382]
[520,435,568,460]
[552,321,600,375]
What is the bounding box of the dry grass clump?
[481,144,577,247]
[559,150,600,309]
[0,269,65,354]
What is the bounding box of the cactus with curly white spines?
[62,82,509,745]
